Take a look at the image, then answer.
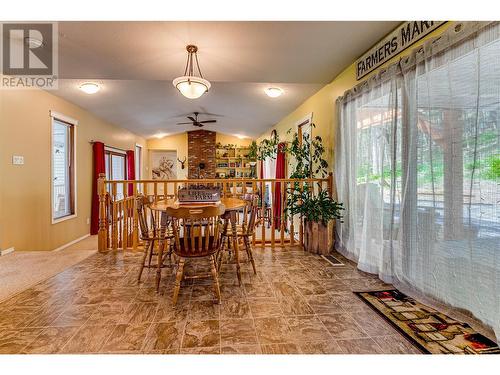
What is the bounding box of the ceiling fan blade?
[187,116,196,122]
[177,122,193,125]
[199,120,217,123]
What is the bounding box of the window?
[51,113,76,222]
[105,147,127,199]
[336,22,500,331]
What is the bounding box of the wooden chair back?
[166,204,226,257]
[136,194,151,240]
[243,194,260,236]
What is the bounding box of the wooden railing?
[97,174,333,252]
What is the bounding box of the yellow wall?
[146,132,253,179]
[257,22,452,174]
[0,89,146,251]
[146,132,189,180]
[216,133,253,148]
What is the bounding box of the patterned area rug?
[355,289,500,354]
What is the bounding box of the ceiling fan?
[176,112,217,128]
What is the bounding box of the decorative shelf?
[215,144,256,179]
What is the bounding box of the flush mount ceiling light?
[265,87,283,98]
[79,82,101,94]
[154,132,169,139]
[173,45,211,99]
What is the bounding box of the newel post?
[97,172,107,252]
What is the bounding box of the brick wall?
[187,130,216,179]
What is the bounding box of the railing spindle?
[260,180,265,248]
[112,183,118,250]
[103,177,329,251]
[270,181,275,248]
[280,182,285,246]
[122,182,128,249]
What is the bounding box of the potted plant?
[247,140,258,161]
[285,125,344,254]
[288,186,344,254]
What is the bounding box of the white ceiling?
[51,21,400,138]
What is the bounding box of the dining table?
[149,197,247,285]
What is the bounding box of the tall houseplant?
[285,125,344,254]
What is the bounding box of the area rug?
[355,289,500,354]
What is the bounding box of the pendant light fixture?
[172,45,211,99]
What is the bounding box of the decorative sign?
[356,21,445,80]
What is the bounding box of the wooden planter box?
[303,220,335,255]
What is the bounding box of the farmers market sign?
[356,21,445,80]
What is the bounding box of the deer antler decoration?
[177,157,186,169]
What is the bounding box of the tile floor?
[0,246,423,354]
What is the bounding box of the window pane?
[107,153,126,199]
[52,120,70,219]
[111,154,125,180]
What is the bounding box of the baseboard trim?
[0,247,15,256]
[52,234,90,252]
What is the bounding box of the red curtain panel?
[273,142,286,228]
[126,150,135,196]
[90,142,105,235]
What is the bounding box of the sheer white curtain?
[336,22,500,339]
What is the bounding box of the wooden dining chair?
[166,204,226,305]
[218,193,258,274]
[136,195,174,290]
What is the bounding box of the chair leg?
[155,243,164,292]
[137,240,153,283]
[148,241,155,267]
[210,255,221,304]
[172,258,185,306]
[244,236,257,274]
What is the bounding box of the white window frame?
[50,110,78,224]
[135,143,143,180]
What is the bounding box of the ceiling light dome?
[173,45,211,99]
[265,87,283,98]
[79,82,101,94]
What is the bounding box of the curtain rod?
[88,140,128,153]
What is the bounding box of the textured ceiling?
[50,21,400,138]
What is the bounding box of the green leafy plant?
[286,126,328,179]
[486,155,500,180]
[257,131,280,160]
[247,140,258,160]
[284,123,344,225]
[288,187,344,225]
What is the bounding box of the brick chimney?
[187,130,216,179]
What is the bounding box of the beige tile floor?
[0,245,425,354]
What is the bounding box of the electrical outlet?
[86,218,90,225]
[12,155,24,165]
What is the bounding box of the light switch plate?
[12,155,24,165]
